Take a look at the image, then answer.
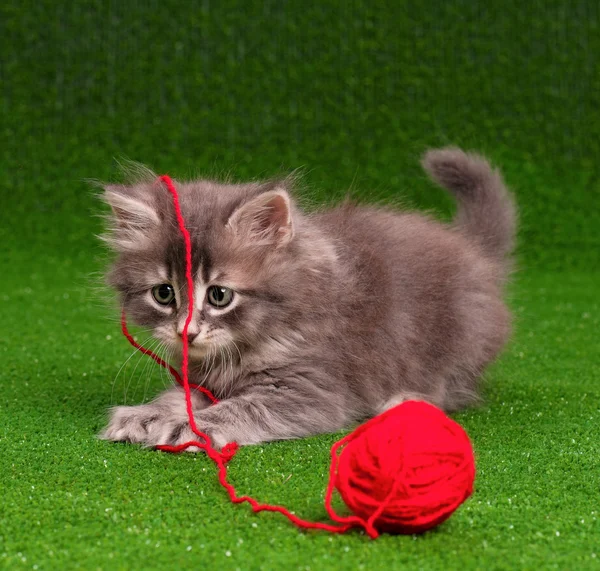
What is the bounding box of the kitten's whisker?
[104,315,156,335]
[224,345,231,390]
[124,337,161,404]
[110,342,153,406]
[229,346,236,394]
[226,344,236,398]
[231,340,243,367]
[160,345,177,391]
[121,341,149,405]
[197,346,215,392]
[164,344,178,382]
[228,345,236,393]
[140,339,167,403]
[153,341,174,397]
[133,339,156,403]
[219,345,229,397]
[222,346,232,398]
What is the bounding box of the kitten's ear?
[227,189,294,247]
[101,184,162,251]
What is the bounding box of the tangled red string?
[118,174,476,538]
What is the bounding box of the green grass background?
[1,1,599,569]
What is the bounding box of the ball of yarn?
[335,400,475,534]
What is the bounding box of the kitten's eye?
[152,284,176,306]
[207,285,234,308]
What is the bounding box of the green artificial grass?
[2,270,599,569]
[1,1,599,569]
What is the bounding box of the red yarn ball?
[335,400,475,534]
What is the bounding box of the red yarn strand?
[159,174,208,448]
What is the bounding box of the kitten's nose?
[178,331,199,344]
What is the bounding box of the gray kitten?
[99,148,516,450]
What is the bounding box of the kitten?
[99,148,516,450]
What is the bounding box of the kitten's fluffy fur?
[100,148,516,450]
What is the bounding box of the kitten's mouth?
[174,338,212,359]
[182,342,209,356]
[170,334,228,360]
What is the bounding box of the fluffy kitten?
[99,148,516,450]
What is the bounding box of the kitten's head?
[100,168,303,363]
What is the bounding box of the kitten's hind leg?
[378,392,433,414]
[378,379,449,414]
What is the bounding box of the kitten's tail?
[422,147,517,269]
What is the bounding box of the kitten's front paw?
[100,405,226,451]
[100,404,176,446]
